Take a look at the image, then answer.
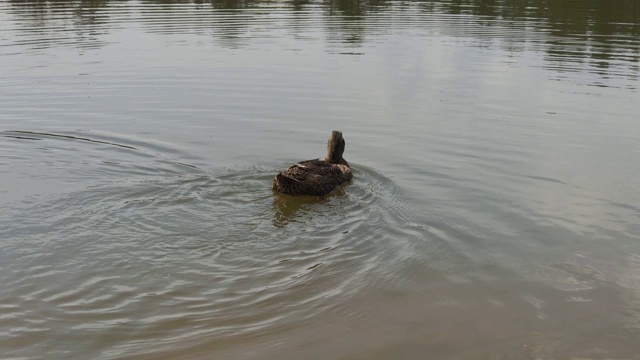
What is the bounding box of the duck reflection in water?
[272,187,347,227]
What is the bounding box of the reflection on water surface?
[4,0,640,85]
[1,0,640,359]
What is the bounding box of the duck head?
[324,130,346,164]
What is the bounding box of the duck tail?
[273,173,302,194]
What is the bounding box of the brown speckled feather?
[273,131,353,196]
[273,159,352,195]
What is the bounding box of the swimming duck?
[273,130,353,195]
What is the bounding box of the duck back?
[273,159,352,196]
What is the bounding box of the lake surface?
[1,0,640,359]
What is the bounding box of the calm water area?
[1,0,640,359]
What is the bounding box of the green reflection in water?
[5,0,640,81]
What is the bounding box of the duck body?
[273,131,352,196]
[273,158,352,195]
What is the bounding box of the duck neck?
[324,152,343,164]
[324,151,342,164]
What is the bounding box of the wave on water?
[0,130,427,359]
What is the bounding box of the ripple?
[2,0,640,358]
[0,129,426,358]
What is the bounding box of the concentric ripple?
[0,130,423,359]
[2,0,640,358]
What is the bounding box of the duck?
[273,130,353,195]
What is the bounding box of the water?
[1,0,640,359]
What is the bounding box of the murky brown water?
[1,0,640,359]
